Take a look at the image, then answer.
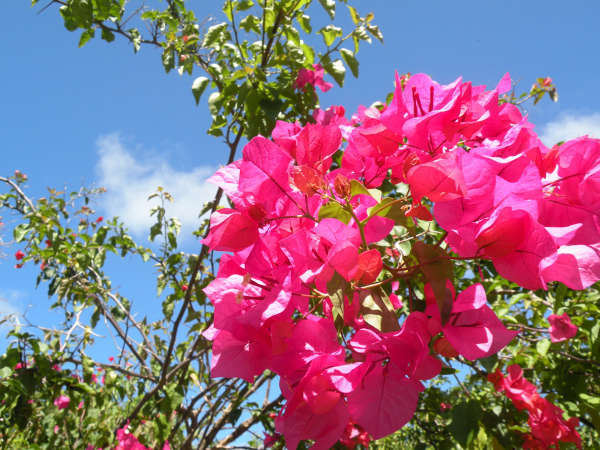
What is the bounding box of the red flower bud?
[333,174,351,198]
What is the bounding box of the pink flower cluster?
[294,64,333,92]
[115,423,170,450]
[201,73,598,447]
[488,365,581,448]
[371,73,600,290]
[548,313,578,343]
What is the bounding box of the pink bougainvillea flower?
[294,64,333,92]
[202,208,258,252]
[427,284,517,360]
[547,313,578,343]
[53,395,70,410]
[263,432,280,448]
[489,365,581,448]
[276,354,349,449]
[199,72,600,448]
[407,152,465,202]
[347,362,424,439]
[339,421,372,448]
[115,423,150,450]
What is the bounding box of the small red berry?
[96,216,103,223]
[15,250,25,260]
[182,284,189,292]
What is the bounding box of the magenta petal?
[347,363,423,439]
[444,323,493,360]
[202,209,258,252]
[412,354,442,381]
[452,283,487,313]
[210,329,267,382]
[445,307,518,360]
[541,244,600,290]
[325,362,368,394]
[407,154,465,202]
[348,328,383,354]
[328,241,360,281]
[548,313,578,343]
[277,398,348,450]
[364,215,394,244]
[315,218,362,247]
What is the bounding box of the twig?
[0,176,37,212]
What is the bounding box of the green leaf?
[323,58,345,87]
[536,338,550,357]
[340,48,359,78]
[591,321,600,345]
[78,28,94,47]
[350,179,370,198]
[203,22,229,48]
[479,354,498,372]
[161,48,175,73]
[413,241,453,325]
[347,5,360,24]
[440,366,458,375]
[368,197,406,225]
[319,25,342,47]
[238,0,254,11]
[301,43,315,64]
[318,0,336,19]
[318,201,351,224]
[580,393,600,406]
[208,92,221,115]
[449,401,481,448]
[239,14,260,33]
[297,14,312,33]
[191,76,210,105]
[359,289,399,332]
[101,27,115,43]
[327,272,347,321]
[14,224,29,242]
[367,24,384,43]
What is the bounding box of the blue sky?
[2,0,600,359]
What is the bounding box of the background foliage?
[0,0,598,449]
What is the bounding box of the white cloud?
[95,134,217,238]
[0,289,23,328]
[539,113,600,147]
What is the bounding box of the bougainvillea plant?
[202,71,599,448]
[3,0,599,448]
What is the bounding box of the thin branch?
[0,176,37,212]
[215,394,283,448]
[90,294,150,373]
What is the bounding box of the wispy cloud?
[95,134,217,239]
[539,112,600,147]
[0,289,23,327]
